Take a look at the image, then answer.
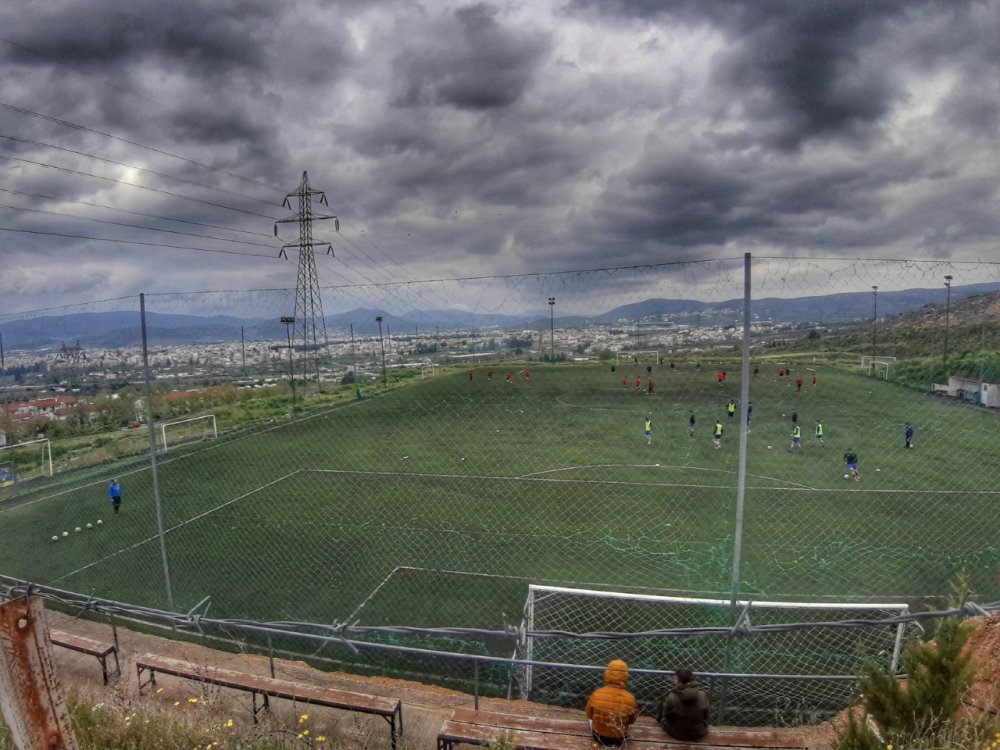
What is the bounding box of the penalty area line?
[51,469,303,584]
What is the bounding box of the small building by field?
[937,375,1000,406]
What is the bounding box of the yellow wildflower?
[317,736,327,743]
[226,719,234,728]
[303,729,310,736]
[299,713,309,722]
[188,697,199,704]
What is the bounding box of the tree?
[836,574,976,749]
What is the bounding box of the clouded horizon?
[2,0,999,316]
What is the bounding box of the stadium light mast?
[944,275,954,378]
[871,286,878,358]
[281,316,296,406]
[375,315,387,387]
[548,297,556,362]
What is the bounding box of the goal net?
[516,585,908,724]
[860,355,896,381]
[159,414,218,453]
[0,438,53,485]
[616,350,662,365]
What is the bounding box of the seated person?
[657,669,709,742]
[585,659,638,746]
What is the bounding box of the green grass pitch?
[2,362,998,630]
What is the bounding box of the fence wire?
[2,256,1000,724]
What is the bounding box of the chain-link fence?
[2,255,999,723]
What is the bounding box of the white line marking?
[51,470,302,583]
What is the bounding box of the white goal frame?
[0,438,53,481]
[521,584,909,695]
[616,350,662,365]
[159,414,217,453]
[860,355,896,380]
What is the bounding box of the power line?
[0,133,280,207]
[0,187,274,238]
[0,226,277,258]
[0,99,283,195]
[0,202,280,248]
[0,37,162,107]
[0,153,279,220]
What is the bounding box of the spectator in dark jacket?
[585,659,638,746]
[657,669,709,742]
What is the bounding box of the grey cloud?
[390,3,549,110]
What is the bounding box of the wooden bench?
[50,629,120,685]
[136,653,402,749]
[437,708,807,750]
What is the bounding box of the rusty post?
[0,596,79,749]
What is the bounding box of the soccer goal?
[860,355,896,380]
[516,584,908,717]
[0,438,53,484]
[159,414,217,453]
[616,350,662,365]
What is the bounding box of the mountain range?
[3,282,999,351]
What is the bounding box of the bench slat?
[440,709,807,750]
[135,653,398,718]
[50,630,115,658]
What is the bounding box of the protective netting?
[2,256,1000,724]
[517,585,907,723]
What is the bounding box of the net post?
[731,252,751,601]
[140,293,174,610]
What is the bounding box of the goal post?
[518,585,909,715]
[860,355,896,380]
[0,438,53,484]
[616,350,663,365]
[159,414,217,453]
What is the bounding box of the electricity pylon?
[274,172,339,383]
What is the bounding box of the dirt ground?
[42,610,1000,750]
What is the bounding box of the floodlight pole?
[943,275,953,378]
[376,316,387,387]
[281,316,296,406]
[871,286,878,358]
[548,297,556,362]
[140,293,173,610]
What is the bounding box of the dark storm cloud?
[1,0,999,314]
[568,0,989,149]
[390,3,549,110]
[2,0,276,72]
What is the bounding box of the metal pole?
[140,293,174,610]
[548,297,555,361]
[730,253,751,600]
[350,324,356,373]
[944,275,953,377]
[285,323,296,406]
[0,330,5,375]
[241,326,246,367]
[871,286,878,358]
[376,316,387,387]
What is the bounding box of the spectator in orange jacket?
[585,659,638,746]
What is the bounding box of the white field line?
[51,469,303,584]
[305,467,1000,494]
[517,463,814,489]
[1,398,370,514]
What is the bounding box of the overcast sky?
[1,0,999,317]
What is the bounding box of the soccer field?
[2,362,998,630]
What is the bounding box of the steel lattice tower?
[275,171,339,381]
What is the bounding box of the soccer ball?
[52,535,58,541]
[75,527,82,533]
[86,523,93,529]
[844,474,850,479]
[62,531,69,537]
[96,519,103,525]
[767,445,772,449]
